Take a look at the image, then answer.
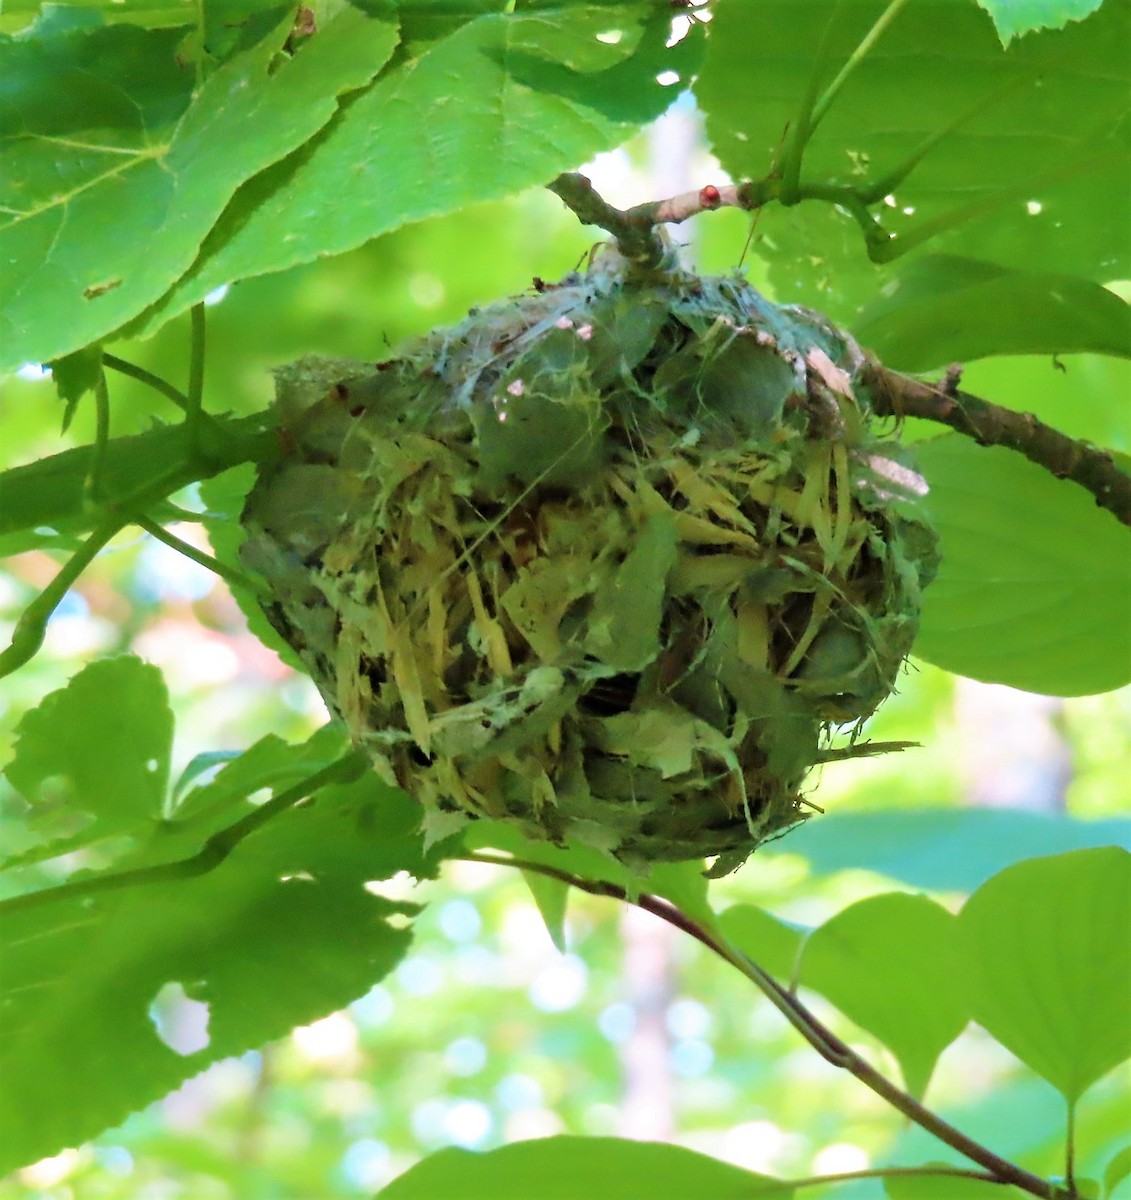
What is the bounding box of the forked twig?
[547,174,1131,527]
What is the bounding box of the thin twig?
[546,174,1129,525]
[462,850,1064,1200]
[134,514,270,599]
[103,354,191,412]
[791,1166,1002,1190]
[862,359,1131,527]
[549,173,670,267]
[550,173,752,267]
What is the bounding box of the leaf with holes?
[696,0,1130,322]
[0,768,434,1175]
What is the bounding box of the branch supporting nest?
[549,172,746,269]
[863,361,1131,527]
[547,172,1131,528]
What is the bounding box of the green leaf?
[0,762,434,1173]
[112,726,393,879]
[885,1169,1028,1200]
[955,846,1131,1103]
[717,903,810,980]
[238,766,441,885]
[4,655,174,844]
[46,343,104,431]
[1104,1144,1131,1199]
[646,860,715,927]
[0,5,399,372]
[134,3,702,334]
[763,808,1131,892]
[0,0,287,36]
[170,724,347,821]
[461,819,637,892]
[799,893,969,1098]
[696,0,1130,321]
[522,869,570,952]
[913,434,1131,695]
[976,0,1106,42]
[116,726,350,869]
[854,256,1131,372]
[378,1137,793,1200]
[0,869,414,1175]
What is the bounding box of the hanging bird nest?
[241,249,938,874]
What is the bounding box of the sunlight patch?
[148,982,211,1056]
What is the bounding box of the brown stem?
[547,173,1128,525]
[548,172,745,268]
[862,359,1131,527]
[792,1166,1001,1189]
[463,851,1064,1200]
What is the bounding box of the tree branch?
[862,360,1131,527]
[462,851,1065,1200]
[549,172,744,268]
[546,173,1130,527]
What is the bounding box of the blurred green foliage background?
[1,133,1129,1199]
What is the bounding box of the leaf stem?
[808,0,911,136]
[1064,1101,1077,1197]
[134,514,269,599]
[0,458,209,679]
[103,354,191,413]
[84,368,111,506]
[791,1166,1000,1190]
[0,515,125,680]
[461,850,1064,1200]
[779,0,844,202]
[187,303,207,454]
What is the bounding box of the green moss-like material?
[241,254,938,873]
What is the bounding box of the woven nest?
[241,253,938,874]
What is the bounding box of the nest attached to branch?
[241,252,938,874]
